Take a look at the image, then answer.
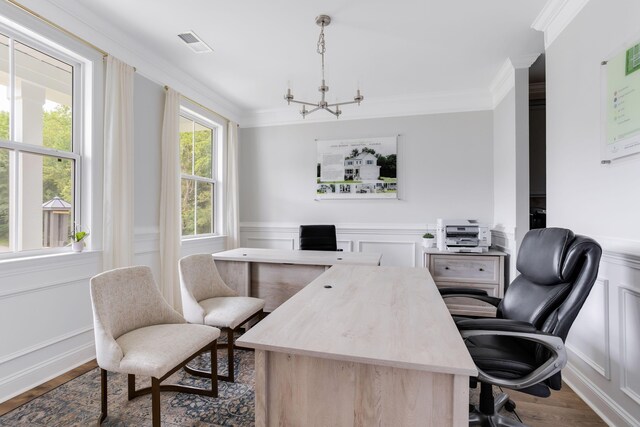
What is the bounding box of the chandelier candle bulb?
[284,14,363,118]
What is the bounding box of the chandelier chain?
[317,24,326,80]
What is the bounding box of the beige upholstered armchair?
[90,266,220,427]
[179,254,265,382]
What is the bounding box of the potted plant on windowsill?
[69,225,89,253]
[422,232,435,248]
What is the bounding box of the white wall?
[546,0,640,424]
[491,67,530,280]
[493,88,517,234]
[238,112,494,266]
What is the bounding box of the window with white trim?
[0,27,83,256]
[179,111,219,237]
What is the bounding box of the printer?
[436,219,491,253]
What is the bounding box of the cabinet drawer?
[430,255,500,284]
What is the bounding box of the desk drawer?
[430,255,500,284]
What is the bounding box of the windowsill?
[0,248,102,267]
[181,234,226,243]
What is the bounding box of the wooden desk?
[237,265,477,427]
[212,248,382,311]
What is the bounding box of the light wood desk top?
[237,264,477,376]
[212,247,381,266]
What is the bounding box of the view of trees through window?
[0,30,76,254]
[0,106,74,251]
[179,115,215,237]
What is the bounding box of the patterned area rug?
[0,347,521,426]
[0,347,255,427]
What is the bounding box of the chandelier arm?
[323,107,340,117]
[288,99,321,107]
[305,106,322,115]
[327,100,359,107]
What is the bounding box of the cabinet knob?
[444,266,449,270]
[479,268,484,271]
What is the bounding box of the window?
[179,112,218,237]
[0,28,81,255]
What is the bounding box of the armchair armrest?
[460,328,567,390]
[456,318,537,334]
[439,288,502,307]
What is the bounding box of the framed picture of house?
[316,136,397,200]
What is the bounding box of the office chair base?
[469,410,526,427]
[469,392,526,427]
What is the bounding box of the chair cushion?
[201,297,265,329]
[116,324,220,378]
[516,228,574,285]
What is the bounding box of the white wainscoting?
[239,222,430,267]
[564,247,640,426]
[490,227,517,283]
[0,250,101,403]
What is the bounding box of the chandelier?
[284,15,363,118]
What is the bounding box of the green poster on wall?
[603,40,640,160]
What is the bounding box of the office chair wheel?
[505,399,516,412]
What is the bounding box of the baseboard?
[564,362,639,427]
[0,342,96,404]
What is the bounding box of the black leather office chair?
[441,228,601,427]
[299,225,340,251]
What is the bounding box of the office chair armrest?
[440,291,502,307]
[460,329,567,390]
[456,318,537,334]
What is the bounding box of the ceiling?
[48,0,547,123]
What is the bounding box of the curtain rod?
[6,0,108,56]
[165,85,233,124]
[6,0,139,71]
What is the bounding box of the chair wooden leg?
[227,328,234,383]
[151,377,161,427]
[211,340,218,397]
[98,369,107,425]
[127,374,136,400]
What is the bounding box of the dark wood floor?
[508,386,607,426]
[0,360,607,426]
[0,360,98,417]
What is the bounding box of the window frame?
[0,21,84,259]
[179,106,222,240]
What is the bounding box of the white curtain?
[159,88,182,311]
[225,121,240,249]
[103,56,134,270]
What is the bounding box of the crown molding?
[489,54,540,107]
[240,89,493,128]
[532,0,591,49]
[7,0,244,122]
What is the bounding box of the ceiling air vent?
[177,31,213,53]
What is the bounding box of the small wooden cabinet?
[423,248,507,317]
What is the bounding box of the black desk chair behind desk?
[441,227,602,427]
[299,225,341,251]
